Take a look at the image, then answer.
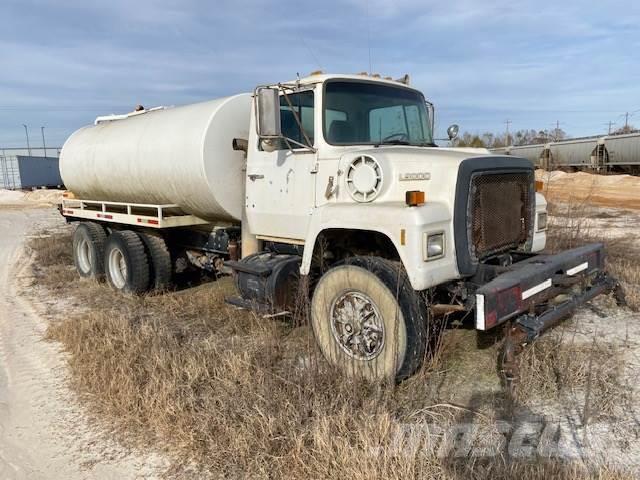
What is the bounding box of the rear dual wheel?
[103,230,174,294]
[139,233,172,291]
[104,230,150,294]
[72,223,172,294]
[72,222,107,279]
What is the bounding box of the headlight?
[424,232,445,260]
[537,212,548,231]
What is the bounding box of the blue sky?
[1,0,638,148]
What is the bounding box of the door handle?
[248,174,265,181]
[325,176,337,199]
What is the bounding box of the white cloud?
[0,0,638,145]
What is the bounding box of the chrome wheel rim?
[76,238,91,273]
[330,290,385,360]
[108,248,127,289]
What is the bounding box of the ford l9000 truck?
[59,72,620,381]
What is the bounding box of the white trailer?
[60,73,620,381]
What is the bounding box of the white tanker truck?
[60,73,621,381]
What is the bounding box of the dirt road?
[0,205,165,479]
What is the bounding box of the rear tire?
[139,232,172,291]
[104,230,150,294]
[310,256,428,381]
[72,222,107,279]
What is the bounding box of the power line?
[298,36,322,71]
[619,110,640,128]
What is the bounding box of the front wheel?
[310,257,428,381]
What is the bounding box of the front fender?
[302,202,461,291]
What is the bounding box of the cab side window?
[279,90,314,149]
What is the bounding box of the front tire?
[310,257,428,381]
[104,231,150,294]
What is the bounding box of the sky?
[0,0,639,148]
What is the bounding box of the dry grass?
[29,230,74,269]
[26,226,636,479]
[545,200,640,310]
[514,336,627,419]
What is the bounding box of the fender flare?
[300,202,452,279]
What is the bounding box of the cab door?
[245,89,317,242]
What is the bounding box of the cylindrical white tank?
[60,94,252,222]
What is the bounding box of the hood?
[334,146,500,207]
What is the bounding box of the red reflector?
[137,218,159,225]
[485,310,498,329]
[497,286,523,310]
[63,209,74,214]
[97,213,113,219]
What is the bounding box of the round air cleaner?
[345,155,383,202]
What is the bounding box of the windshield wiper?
[374,139,411,146]
[374,140,439,147]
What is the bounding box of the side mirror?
[256,87,281,137]
[447,124,459,140]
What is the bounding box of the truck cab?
[242,73,547,289]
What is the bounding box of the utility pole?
[619,111,639,132]
[22,124,32,156]
[504,119,512,146]
[41,126,47,157]
[551,120,562,141]
[605,121,615,135]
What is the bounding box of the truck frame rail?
[61,198,210,228]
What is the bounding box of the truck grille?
[468,172,533,260]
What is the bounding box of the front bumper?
[475,243,618,337]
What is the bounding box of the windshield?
[323,80,434,146]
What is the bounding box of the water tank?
[60,94,251,222]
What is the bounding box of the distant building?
[0,149,63,189]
